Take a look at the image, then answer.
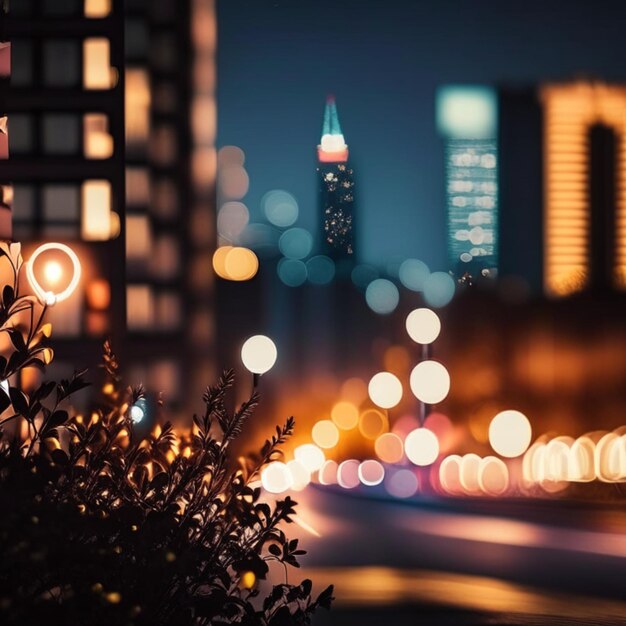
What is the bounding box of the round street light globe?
[405,428,440,466]
[409,360,450,404]
[489,409,532,458]
[368,371,403,409]
[241,335,277,374]
[405,308,441,345]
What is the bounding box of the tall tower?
[317,96,355,258]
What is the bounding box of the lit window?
[125,68,150,147]
[126,215,152,262]
[127,284,154,331]
[81,179,112,240]
[126,167,150,207]
[83,38,114,89]
[84,113,113,159]
[84,0,111,17]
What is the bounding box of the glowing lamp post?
[26,243,82,307]
[241,334,277,389]
[406,308,442,425]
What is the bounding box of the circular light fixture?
[405,308,441,344]
[26,243,81,306]
[405,428,440,466]
[489,409,532,458]
[409,360,450,404]
[368,371,403,409]
[241,335,277,375]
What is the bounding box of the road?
[277,486,626,625]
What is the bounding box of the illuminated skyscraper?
[437,86,499,279]
[317,96,355,258]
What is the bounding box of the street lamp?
[241,334,277,389]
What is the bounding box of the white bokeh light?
[241,335,277,375]
[368,371,403,409]
[409,361,450,404]
[489,410,532,458]
[405,428,440,466]
[294,444,325,472]
[261,462,293,494]
[405,308,441,345]
[358,460,385,486]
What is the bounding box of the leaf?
[2,284,14,308]
[268,544,281,557]
[8,328,25,353]
[51,449,69,465]
[9,387,29,416]
[315,585,335,610]
[0,388,10,414]
[47,410,69,429]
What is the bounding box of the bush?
[0,243,333,625]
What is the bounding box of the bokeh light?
[217,201,249,241]
[375,432,404,464]
[351,264,379,290]
[217,145,245,166]
[358,460,385,486]
[306,255,335,284]
[365,278,399,314]
[383,345,411,377]
[405,308,441,344]
[331,401,359,430]
[287,459,310,491]
[423,271,455,308]
[399,258,430,291]
[340,378,368,404]
[279,227,313,259]
[239,223,280,257]
[368,371,403,409]
[318,460,338,485]
[218,165,249,200]
[439,455,463,495]
[489,410,532,458]
[261,189,299,227]
[359,408,388,440]
[130,399,146,424]
[385,468,418,498]
[337,459,360,489]
[212,245,232,279]
[294,443,325,472]
[224,247,259,281]
[241,335,277,375]
[277,258,307,286]
[405,428,440,466]
[409,360,450,404]
[312,420,340,449]
[460,453,482,493]
[392,413,420,438]
[478,456,509,495]
[261,461,292,494]
[423,412,455,453]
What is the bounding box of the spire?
[322,95,332,137]
[318,95,348,163]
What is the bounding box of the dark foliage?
[0,245,333,625]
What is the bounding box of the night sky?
[217,0,626,271]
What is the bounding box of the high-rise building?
[317,96,355,259]
[1,0,217,419]
[541,81,626,296]
[436,86,499,280]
